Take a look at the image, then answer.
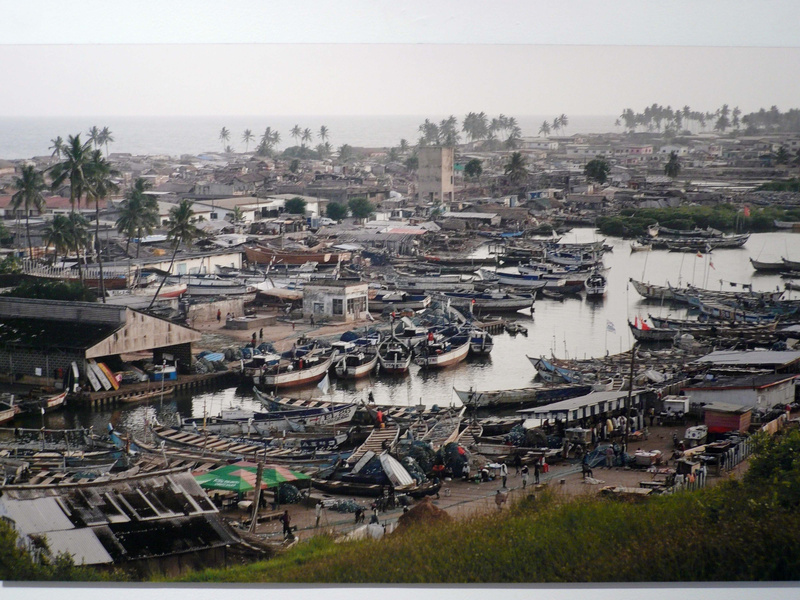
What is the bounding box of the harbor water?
[22,229,800,438]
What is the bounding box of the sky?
[1,1,800,118]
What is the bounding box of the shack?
[703,401,752,434]
[681,373,797,410]
[0,297,201,384]
[518,389,649,428]
[302,280,369,322]
[0,468,242,576]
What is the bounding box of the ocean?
[0,114,619,160]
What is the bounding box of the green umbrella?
[194,461,309,492]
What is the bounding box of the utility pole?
[623,342,638,454]
[249,461,265,533]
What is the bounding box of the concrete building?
[303,281,369,322]
[417,146,454,207]
[0,297,201,382]
[682,374,797,411]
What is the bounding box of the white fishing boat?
[584,270,607,297]
[376,337,413,374]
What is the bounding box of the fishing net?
[330,499,362,513]
[277,483,301,504]
[401,456,427,483]
[406,441,436,473]
[436,442,468,474]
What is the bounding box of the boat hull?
[414,339,470,369]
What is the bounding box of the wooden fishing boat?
[256,351,335,389]
[750,257,786,272]
[493,271,548,289]
[421,407,466,451]
[628,278,677,302]
[19,390,67,413]
[441,290,537,312]
[245,244,350,266]
[334,349,379,379]
[413,329,470,369]
[527,355,585,384]
[454,383,594,409]
[377,336,413,374]
[584,269,607,297]
[630,241,652,253]
[468,328,494,355]
[628,321,679,342]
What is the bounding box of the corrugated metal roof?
[693,350,800,367]
[518,390,646,418]
[43,529,114,565]
[0,496,75,534]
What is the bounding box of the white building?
[417,146,454,207]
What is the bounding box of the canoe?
[97,362,119,390]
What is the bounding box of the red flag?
[634,316,639,328]
[744,205,751,217]
[709,261,715,270]
[641,320,651,331]
[696,251,703,258]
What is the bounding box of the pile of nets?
[223,347,243,361]
[405,441,436,473]
[328,499,362,513]
[277,483,301,504]
[435,442,468,475]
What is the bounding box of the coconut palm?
[49,136,64,161]
[242,129,255,152]
[338,144,354,163]
[302,128,313,146]
[49,134,93,212]
[98,127,114,157]
[538,121,551,136]
[291,125,302,146]
[558,114,568,135]
[399,139,409,154]
[43,214,72,264]
[11,165,46,258]
[318,125,329,143]
[148,199,202,309]
[116,178,158,258]
[219,127,230,151]
[504,152,528,185]
[85,150,120,301]
[65,212,90,282]
[228,206,245,223]
[552,117,561,136]
[87,126,101,149]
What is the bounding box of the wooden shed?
[703,401,752,434]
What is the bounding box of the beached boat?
[454,383,593,409]
[179,276,257,297]
[774,220,800,230]
[413,328,471,369]
[245,244,350,266]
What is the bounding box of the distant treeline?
[617,103,800,135]
[596,203,800,238]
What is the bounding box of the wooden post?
[623,342,637,454]
[249,461,264,533]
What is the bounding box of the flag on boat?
[317,373,330,394]
[606,320,616,333]
[696,251,703,258]
[744,205,751,217]
[640,319,651,331]
[709,260,715,270]
[634,316,638,328]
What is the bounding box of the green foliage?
[464,158,483,179]
[348,197,375,220]
[281,146,318,160]
[0,519,116,581]
[326,202,348,221]
[584,157,610,184]
[596,203,789,237]
[759,178,800,192]
[0,254,22,274]
[404,155,418,172]
[285,197,307,214]
[3,279,97,302]
[289,159,300,173]
[745,429,800,508]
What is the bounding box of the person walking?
[605,445,615,468]
[513,453,522,475]
[521,465,529,489]
[310,314,315,326]
[216,309,221,323]
[533,460,540,485]
[280,510,292,539]
[314,502,323,528]
[500,461,508,488]
[259,328,264,341]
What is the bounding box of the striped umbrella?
[194,461,309,492]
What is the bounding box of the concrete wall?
[186,298,246,324]
[689,383,794,409]
[418,146,454,206]
[0,348,83,379]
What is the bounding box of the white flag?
[317,373,330,394]
[606,320,616,333]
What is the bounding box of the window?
[332,299,344,315]
[347,296,366,315]
[313,302,324,314]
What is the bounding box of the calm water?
[0,115,618,160]
[24,229,800,437]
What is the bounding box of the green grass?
[172,479,800,583]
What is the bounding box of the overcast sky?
[1,1,800,117]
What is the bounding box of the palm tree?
[290,125,302,146]
[664,151,681,178]
[87,126,101,149]
[301,128,313,146]
[43,214,72,264]
[219,127,230,151]
[116,178,158,258]
[11,165,46,258]
[49,134,92,212]
[241,129,254,152]
[49,136,64,161]
[228,206,245,223]
[85,150,119,301]
[504,152,528,185]
[338,144,354,163]
[552,117,561,136]
[399,139,409,154]
[558,114,568,135]
[148,199,202,309]
[98,127,114,157]
[65,212,90,282]
[538,121,551,136]
[318,125,329,143]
